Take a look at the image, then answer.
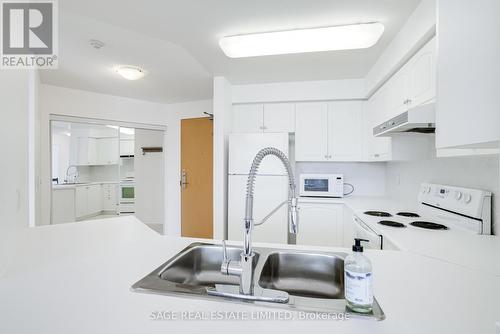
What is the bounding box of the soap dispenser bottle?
[344,238,373,313]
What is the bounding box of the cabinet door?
[120,140,134,156]
[408,38,436,107]
[263,103,295,133]
[328,101,363,161]
[87,184,102,215]
[102,184,118,212]
[386,67,411,118]
[76,137,90,165]
[97,138,119,165]
[75,186,88,218]
[296,204,343,247]
[232,104,264,133]
[295,102,329,161]
[362,96,391,161]
[87,138,98,165]
[52,188,76,224]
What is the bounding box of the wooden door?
[181,118,213,238]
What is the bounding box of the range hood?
[374,102,435,137]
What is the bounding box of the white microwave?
[299,174,344,198]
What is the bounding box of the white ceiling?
[41,0,421,103]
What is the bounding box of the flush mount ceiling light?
[219,22,385,58]
[115,66,145,80]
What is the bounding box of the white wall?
[386,154,500,234]
[38,84,212,235]
[295,162,386,197]
[213,77,233,240]
[232,79,365,104]
[0,71,31,276]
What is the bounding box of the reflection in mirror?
[50,121,120,225]
[48,120,164,234]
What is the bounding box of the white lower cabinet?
[52,188,76,224]
[75,186,88,219]
[296,203,343,247]
[75,184,102,219]
[102,184,118,212]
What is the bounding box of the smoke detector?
[89,39,105,49]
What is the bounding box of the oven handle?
[353,216,383,249]
[353,216,375,234]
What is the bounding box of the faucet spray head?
[289,197,299,234]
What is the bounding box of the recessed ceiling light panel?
[219,22,385,58]
[115,65,145,80]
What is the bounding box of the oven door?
[120,183,135,203]
[353,216,383,250]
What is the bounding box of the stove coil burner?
[396,212,420,218]
[410,221,448,230]
[364,211,392,217]
[378,220,406,228]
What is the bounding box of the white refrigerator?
[228,133,290,244]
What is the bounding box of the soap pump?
[344,238,373,313]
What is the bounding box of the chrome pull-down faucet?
[221,147,299,296]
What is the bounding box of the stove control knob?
[464,193,472,203]
[455,191,462,200]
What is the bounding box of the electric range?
[353,183,492,250]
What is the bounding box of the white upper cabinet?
[328,101,363,161]
[363,91,392,161]
[407,38,436,108]
[232,104,264,133]
[383,37,436,122]
[232,103,295,133]
[295,102,329,161]
[71,137,98,166]
[263,103,295,133]
[295,101,364,162]
[97,137,119,165]
[70,136,119,166]
[436,0,500,149]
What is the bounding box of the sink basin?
[259,252,344,299]
[132,242,385,320]
[159,244,259,287]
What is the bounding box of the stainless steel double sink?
[132,242,385,320]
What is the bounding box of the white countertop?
[53,181,119,189]
[1,216,499,334]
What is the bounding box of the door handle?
[180,169,189,189]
